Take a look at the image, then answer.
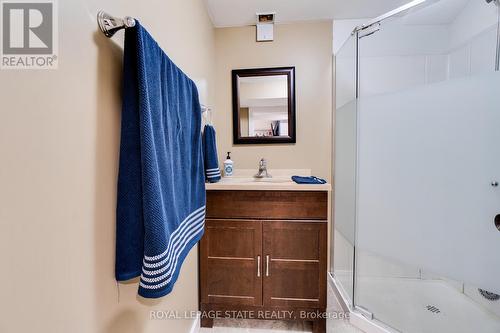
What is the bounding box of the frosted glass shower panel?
[333,35,357,304]
[356,73,500,294]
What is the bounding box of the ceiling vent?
[256,12,275,42]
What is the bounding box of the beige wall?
[214,21,333,180]
[0,1,214,332]
[240,108,250,136]
[239,78,288,100]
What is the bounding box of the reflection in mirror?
[232,67,295,144]
[239,75,289,138]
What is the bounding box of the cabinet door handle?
[257,256,261,277]
[265,255,270,277]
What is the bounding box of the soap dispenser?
[223,152,234,177]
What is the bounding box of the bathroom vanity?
[199,177,330,333]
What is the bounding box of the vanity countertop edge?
[205,180,331,191]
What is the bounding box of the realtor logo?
[1,0,57,69]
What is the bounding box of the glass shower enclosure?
[332,0,500,332]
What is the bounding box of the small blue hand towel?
[291,176,327,184]
[202,125,221,183]
[116,22,206,299]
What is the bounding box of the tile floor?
[197,283,364,333]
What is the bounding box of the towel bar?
[99,13,212,114]
[97,11,136,38]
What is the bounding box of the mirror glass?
[239,75,288,137]
[232,67,295,144]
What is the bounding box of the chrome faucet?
[254,158,272,178]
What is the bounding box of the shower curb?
[328,273,398,333]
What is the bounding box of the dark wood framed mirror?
[232,67,296,144]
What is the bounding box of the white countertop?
[205,169,330,191]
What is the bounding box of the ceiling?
[204,0,413,27]
[401,0,468,25]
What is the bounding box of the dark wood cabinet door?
[262,220,327,309]
[200,219,263,306]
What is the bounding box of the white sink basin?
[205,169,329,191]
[252,177,292,183]
[219,177,292,184]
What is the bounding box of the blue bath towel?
[202,125,221,183]
[291,176,327,184]
[116,22,206,298]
